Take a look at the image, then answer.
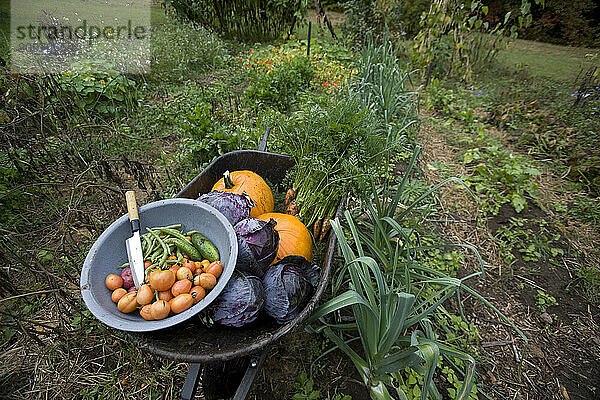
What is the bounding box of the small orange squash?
[257,212,313,264]
[212,170,274,218]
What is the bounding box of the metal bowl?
[80,199,238,332]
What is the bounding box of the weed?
[293,373,321,400]
[577,266,600,303]
[535,289,558,313]
[496,218,565,266]
[568,196,600,225]
[293,372,352,400]
[462,145,540,214]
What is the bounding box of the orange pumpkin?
[257,212,313,264]
[212,170,274,218]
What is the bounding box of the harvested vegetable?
[211,170,274,218]
[197,191,254,226]
[275,95,391,227]
[105,274,123,291]
[171,279,192,297]
[118,291,139,313]
[262,255,319,324]
[121,267,134,290]
[190,286,206,303]
[198,273,217,290]
[106,223,225,321]
[176,266,193,281]
[150,300,170,320]
[112,288,127,303]
[208,271,264,327]
[136,284,154,306]
[149,270,176,292]
[191,233,220,262]
[257,213,313,264]
[205,261,223,278]
[170,293,194,314]
[140,304,153,320]
[234,218,279,275]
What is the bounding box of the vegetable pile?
[104,224,224,320]
[103,169,322,328]
[197,170,320,328]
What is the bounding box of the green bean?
[146,228,169,267]
[157,227,190,243]
[163,224,182,229]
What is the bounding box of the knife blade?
[125,191,144,289]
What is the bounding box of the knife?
[125,191,144,289]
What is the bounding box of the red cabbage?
[234,218,279,276]
[262,255,320,324]
[198,191,254,226]
[208,270,264,327]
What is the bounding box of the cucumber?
[191,233,220,262]
[171,237,202,261]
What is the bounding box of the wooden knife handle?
[125,191,139,222]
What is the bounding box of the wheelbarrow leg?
[180,363,202,400]
[232,348,268,400]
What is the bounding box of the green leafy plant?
[293,373,321,400]
[274,91,394,228]
[175,102,256,175]
[149,16,228,83]
[462,145,540,213]
[413,0,544,81]
[57,59,138,119]
[245,54,313,112]
[163,0,306,42]
[535,289,558,313]
[495,218,564,265]
[350,38,418,131]
[293,373,352,400]
[340,0,405,44]
[306,150,525,399]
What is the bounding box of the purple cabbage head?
[197,191,254,226]
[262,255,320,324]
[234,218,279,277]
[208,271,264,327]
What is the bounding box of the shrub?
[150,17,228,83]
[163,0,305,42]
[57,59,138,119]
[245,55,313,112]
[340,0,405,44]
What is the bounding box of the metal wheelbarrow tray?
[126,142,345,400]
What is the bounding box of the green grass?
[496,38,595,83]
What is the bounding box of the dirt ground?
[417,114,600,400]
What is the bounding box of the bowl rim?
[80,198,238,332]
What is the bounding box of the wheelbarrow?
[125,130,345,399]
